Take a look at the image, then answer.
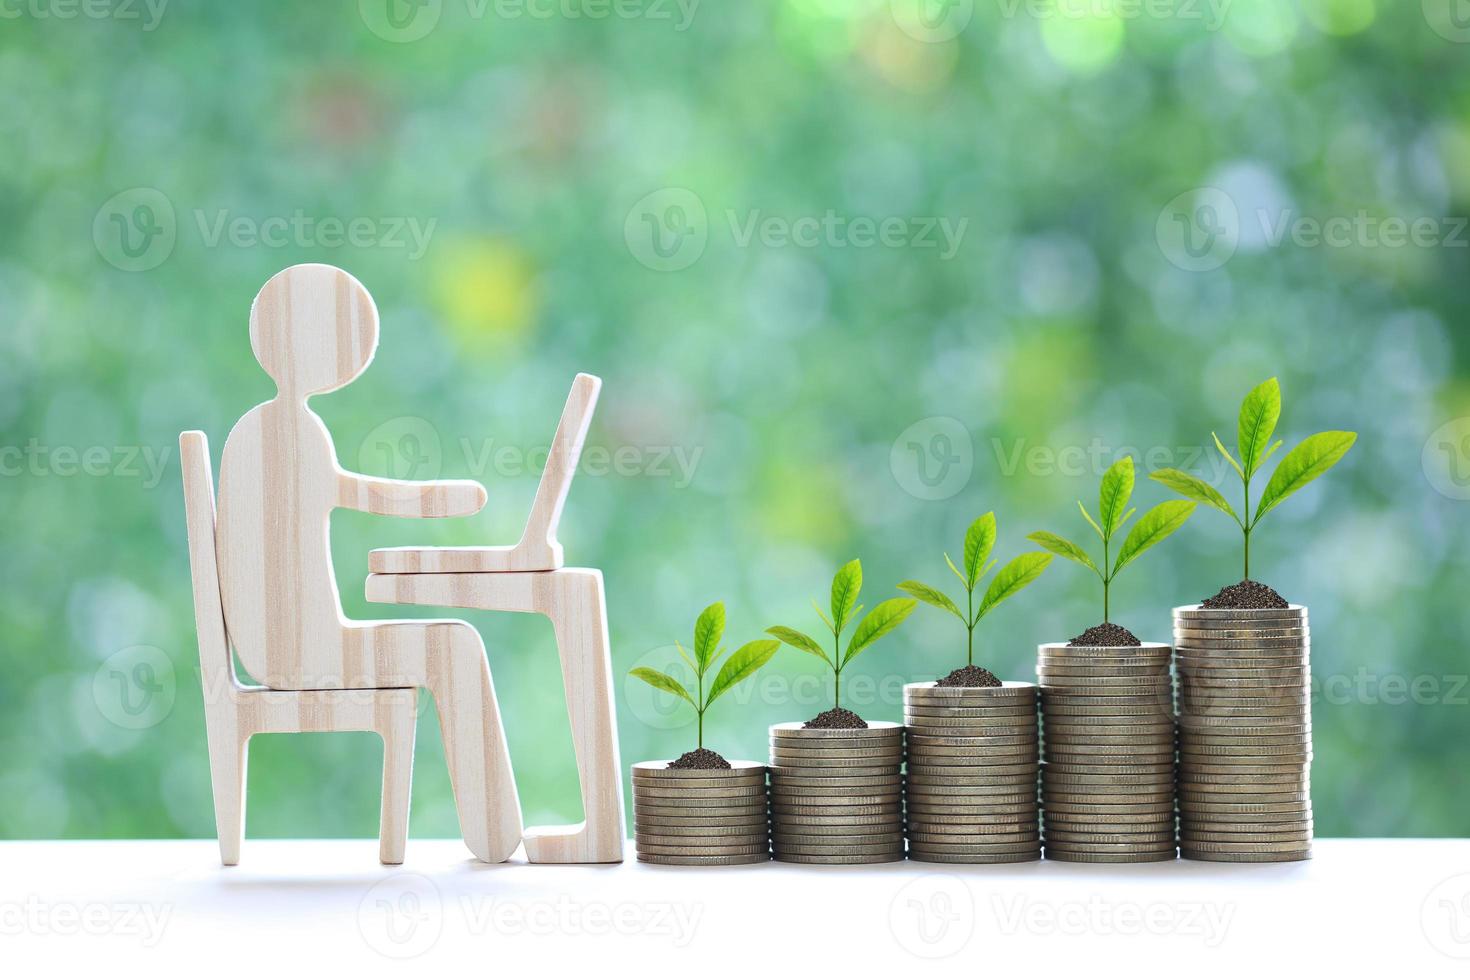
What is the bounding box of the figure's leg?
[377,690,417,865]
[210,734,248,866]
[523,571,625,864]
[353,622,523,863]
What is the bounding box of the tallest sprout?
[1150,377,1356,580]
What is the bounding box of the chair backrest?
[179,431,236,696]
[519,372,600,552]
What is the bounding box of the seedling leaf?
[706,639,780,706]
[1099,457,1135,538]
[694,602,725,674]
[898,580,963,621]
[673,640,697,674]
[1238,377,1282,477]
[830,559,862,634]
[1027,531,1099,576]
[1254,431,1356,522]
[1114,500,1197,574]
[943,553,967,590]
[1078,501,1105,542]
[629,667,695,708]
[1150,467,1239,523]
[843,598,917,667]
[767,626,832,666]
[978,552,1053,618]
[1213,432,1245,481]
[963,513,996,590]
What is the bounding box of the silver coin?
[903,760,1038,775]
[1180,838,1315,853]
[907,794,1037,809]
[769,753,904,768]
[908,850,1040,864]
[1174,625,1309,639]
[1039,641,1172,654]
[632,786,769,802]
[772,830,904,844]
[1175,653,1309,667]
[771,802,901,816]
[1181,821,1312,835]
[636,842,770,856]
[773,851,906,865]
[905,704,1037,717]
[907,780,1038,797]
[1044,828,1176,844]
[768,765,899,779]
[633,817,769,833]
[635,832,769,848]
[1042,724,1177,739]
[1177,770,1308,786]
[1179,732,1311,747]
[632,773,766,790]
[768,792,899,806]
[1036,664,1172,678]
[1045,848,1176,863]
[634,808,768,822]
[1043,761,1174,775]
[636,852,770,866]
[906,680,1036,697]
[1043,692,1175,706]
[1043,803,1175,817]
[1043,791,1174,805]
[1173,603,1306,619]
[905,823,1040,838]
[771,811,901,826]
[632,760,765,777]
[1045,817,1176,831]
[772,841,907,856]
[906,799,1038,813]
[1037,673,1173,687]
[1180,848,1311,863]
[1182,829,1312,844]
[1045,753,1178,767]
[1179,792,1309,806]
[1042,771,1175,787]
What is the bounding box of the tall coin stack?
[1037,642,1179,863]
[631,761,770,866]
[768,722,905,864]
[1174,604,1312,862]
[902,682,1041,864]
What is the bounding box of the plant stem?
[1103,535,1111,623]
[1243,469,1252,580]
[697,670,704,749]
[966,585,975,667]
[832,625,842,710]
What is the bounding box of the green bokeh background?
[2,0,1467,841]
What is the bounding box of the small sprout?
[899,512,1053,669]
[1150,377,1356,580]
[1028,456,1196,624]
[766,559,917,713]
[628,601,780,749]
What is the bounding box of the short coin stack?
[1037,642,1178,863]
[631,761,770,866]
[1174,605,1312,862]
[768,722,905,864]
[902,682,1041,864]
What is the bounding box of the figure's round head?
[249,264,380,396]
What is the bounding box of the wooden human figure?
[215,263,522,863]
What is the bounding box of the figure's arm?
[337,469,487,518]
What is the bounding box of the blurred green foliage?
[1,1,1467,842]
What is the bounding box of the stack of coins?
[768,722,905,864]
[1174,605,1312,863]
[902,682,1041,864]
[1037,642,1178,863]
[631,761,770,866]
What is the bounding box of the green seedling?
[1028,456,1196,623]
[767,559,917,711]
[898,512,1053,668]
[628,602,780,748]
[1150,377,1356,579]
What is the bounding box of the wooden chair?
[179,430,418,866]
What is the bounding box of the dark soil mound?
[1068,622,1142,647]
[1201,579,1289,609]
[667,748,732,769]
[804,707,869,729]
[937,665,1003,688]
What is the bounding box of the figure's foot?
[523,823,623,864]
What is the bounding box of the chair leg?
[524,573,625,864]
[210,734,248,866]
[378,693,417,865]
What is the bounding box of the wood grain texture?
[366,569,626,863]
[369,373,601,574]
[181,430,418,866]
[204,264,524,863]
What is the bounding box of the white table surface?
[2,839,1468,976]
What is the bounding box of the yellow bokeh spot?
[1040,12,1125,76]
[1224,0,1300,56]
[431,238,538,356]
[863,20,960,94]
[1301,0,1375,36]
